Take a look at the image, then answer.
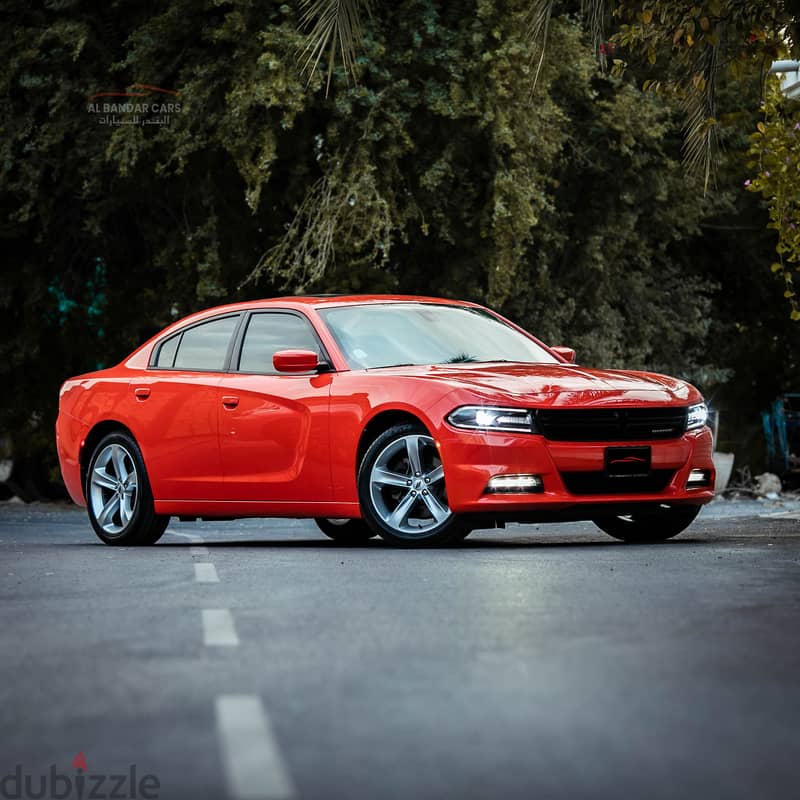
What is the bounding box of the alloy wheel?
[368,434,451,537]
[89,443,139,536]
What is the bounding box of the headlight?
[686,402,708,430]
[447,405,535,433]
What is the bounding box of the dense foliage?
[610,0,800,318]
[0,0,797,496]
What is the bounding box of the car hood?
[369,363,698,406]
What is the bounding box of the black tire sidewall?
[85,432,166,545]
[357,423,464,546]
[314,517,376,543]
[593,505,702,542]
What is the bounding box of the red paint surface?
[56,296,715,519]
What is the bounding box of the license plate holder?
[605,446,651,477]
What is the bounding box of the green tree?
[300,0,800,315]
[0,0,793,494]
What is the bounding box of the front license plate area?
[605,446,651,477]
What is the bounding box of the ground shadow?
[144,534,711,550]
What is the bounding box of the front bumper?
[436,425,715,516]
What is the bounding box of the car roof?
[178,295,481,319]
[269,294,476,309]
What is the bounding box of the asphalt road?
[1,501,799,800]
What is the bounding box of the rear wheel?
[314,517,376,543]
[358,423,465,546]
[86,432,169,545]
[592,505,701,543]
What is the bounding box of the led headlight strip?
[686,402,708,430]
[447,406,535,433]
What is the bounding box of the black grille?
[536,407,687,441]
[562,470,675,495]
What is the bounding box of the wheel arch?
[80,420,136,491]
[356,409,430,475]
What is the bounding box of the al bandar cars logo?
[0,752,160,799]
[87,83,181,127]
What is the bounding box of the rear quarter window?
[154,333,179,368]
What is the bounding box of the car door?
[218,310,333,503]
[133,313,240,501]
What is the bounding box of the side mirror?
[551,346,576,363]
[273,349,320,373]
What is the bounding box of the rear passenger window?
[238,313,320,374]
[170,315,239,371]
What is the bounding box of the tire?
[85,432,169,545]
[314,517,377,543]
[357,423,465,546]
[592,504,702,543]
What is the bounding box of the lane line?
[202,609,239,647]
[168,529,209,555]
[216,695,294,800]
[195,562,220,583]
[169,530,205,542]
[759,511,800,520]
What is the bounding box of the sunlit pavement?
[1,501,799,800]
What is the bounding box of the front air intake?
[561,470,675,495]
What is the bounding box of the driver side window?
[237,312,321,374]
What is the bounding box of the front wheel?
[314,517,376,543]
[86,432,169,545]
[357,423,465,546]
[592,505,702,543]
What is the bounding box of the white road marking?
[195,562,220,583]
[169,530,204,542]
[169,530,210,554]
[202,609,239,647]
[216,695,294,800]
[759,512,800,520]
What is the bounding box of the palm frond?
[527,0,609,95]
[680,38,719,195]
[526,0,554,95]
[580,0,607,69]
[298,0,372,96]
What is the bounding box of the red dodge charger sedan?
[56,295,715,546]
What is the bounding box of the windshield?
[318,303,558,370]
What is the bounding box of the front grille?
[562,470,675,495]
[536,407,687,441]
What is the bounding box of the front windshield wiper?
[366,359,535,369]
[445,354,479,363]
[446,359,519,364]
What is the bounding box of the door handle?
[134,387,151,400]
[222,395,240,409]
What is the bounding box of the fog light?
[485,474,544,494]
[687,469,711,488]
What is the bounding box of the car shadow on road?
[148,536,710,550]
